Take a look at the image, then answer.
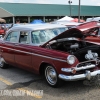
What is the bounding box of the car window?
[5,31,19,43]
[31,27,67,45]
[19,31,30,44]
[31,30,56,44]
[52,27,68,35]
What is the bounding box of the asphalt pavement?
[0,66,100,100]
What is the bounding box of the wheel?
[0,57,7,69]
[45,65,62,87]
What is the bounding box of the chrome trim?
[61,68,72,72]
[61,64,96,73]
[75,64,95,71]
[31,52,67,62]
[76,60,98,67]
[57,37,79,42]
[49,40,57,44]
[85,70,91,80]
[59,70,100,81]
[0,46,67,62]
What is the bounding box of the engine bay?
[46,37,100,62]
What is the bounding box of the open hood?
[42,28,84,47]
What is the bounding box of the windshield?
[31,27,67,45]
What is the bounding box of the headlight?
[67,55,75,65]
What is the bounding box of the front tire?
[45,65,62,87]
[0,57,7,69]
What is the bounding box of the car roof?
[9,23,66,31]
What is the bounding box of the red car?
[77,21,98,31]
[0,26,6,37]
[76,21,100,44]
[0,24,100,87]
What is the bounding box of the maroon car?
[0,24,100,87]
[0,25,6,37]
[76,21,100,44]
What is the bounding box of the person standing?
[16,19,20,24]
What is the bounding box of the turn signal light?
[71,68,76,74]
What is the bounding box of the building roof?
[0,3,100,17]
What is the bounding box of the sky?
[0,0,100,6]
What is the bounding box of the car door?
[14,31,32,70]
[1,31,19,66]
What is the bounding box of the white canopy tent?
[57,16,74,21]
[52,16,80,28]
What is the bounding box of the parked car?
[86,17,100,22]
[0,25,6,37]
[0,24,9,38]
[76,21,100,44]
[76,21,98,31]
[0,23,100,87]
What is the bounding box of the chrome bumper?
[59,70,100,81]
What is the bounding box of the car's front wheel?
[0,57,7,69]
[45,65,62,87]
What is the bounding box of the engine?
[46,37,100,62]
[85,50,98,60]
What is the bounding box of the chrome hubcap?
[45,66,57,85]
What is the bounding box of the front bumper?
[59,70,100,81]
